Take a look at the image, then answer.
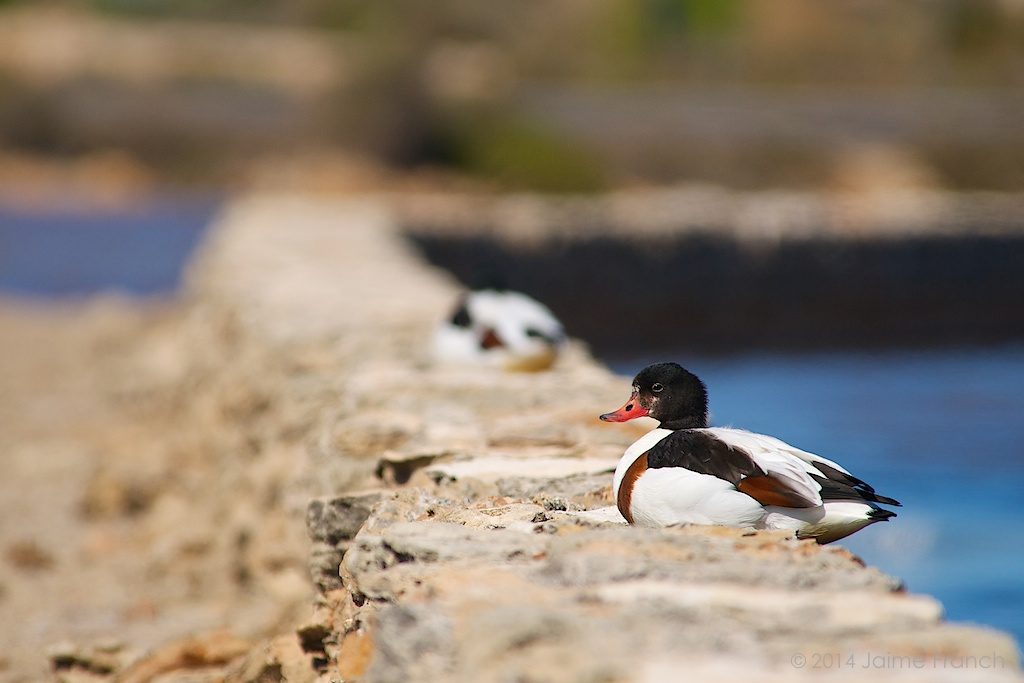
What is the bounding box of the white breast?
[630,467,766,528]
[612,428,672,498]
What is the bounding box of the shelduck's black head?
[599,362,709,430]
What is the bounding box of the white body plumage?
[432,290,565,372]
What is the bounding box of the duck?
[600,362,900,544]
[432,289,566,372]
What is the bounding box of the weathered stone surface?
[307,494,383,547]
[324,481,1018,682]
[425,455,617,483]
[306,493,382,592]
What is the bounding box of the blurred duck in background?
[432,289,566,371]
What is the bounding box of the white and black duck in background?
[600,362,900,544]
[432,289,566,372]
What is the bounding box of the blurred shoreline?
[402,187,1024,355]
[4,181,1023,353]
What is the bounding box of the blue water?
[0,197,219,297]
[613,349,1024,646]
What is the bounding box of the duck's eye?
[651,383,664,393]
[525,327,562,346]
[450,303,472,328]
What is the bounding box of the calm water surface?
[0,197,219,296]
[612,349,1024,647]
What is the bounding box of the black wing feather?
[645,430,763,486]
[810,461,902,507]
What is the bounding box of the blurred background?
[1,0,1023,671]
[1,0,1023,200]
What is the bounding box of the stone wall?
[43,194,1021,682]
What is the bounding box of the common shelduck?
[432,289,566,372]
[600,362,900,544]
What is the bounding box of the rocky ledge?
[43,195,1021,682]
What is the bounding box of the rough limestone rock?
[307,493,382,593]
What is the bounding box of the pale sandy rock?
[363,605,456,683]
[558,505,625,524]
[326,410,424,459]
[116,631,251,683]
[494,470,616,509]
[425,455,617,483]
[347,521,546,574]
[593,581,942,630]
[307,495,383,547]
[227,633,320,683]
[430,501,548,531]
[306,493,382,592]
[329,482,1011,682]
